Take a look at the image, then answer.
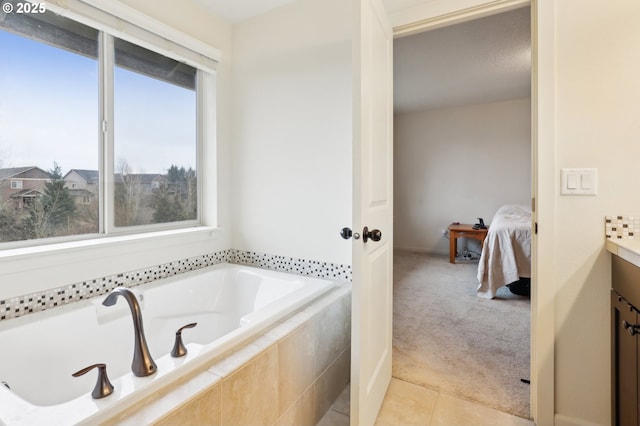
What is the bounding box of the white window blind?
[39,0,219,73]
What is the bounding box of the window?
[0,3,209,246]
[113,38,197,227]
[0,11,99,242]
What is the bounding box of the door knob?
[363,226,382,243]
[340,227,360,240]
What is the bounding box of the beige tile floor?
[318,378,535,426]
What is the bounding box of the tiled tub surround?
[0,264,351,425]
[108,284,352,425]
[0,249,351,321]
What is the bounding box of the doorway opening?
[391,4,533,420]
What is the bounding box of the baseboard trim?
[393,246,449,256]
[555,413,606,426]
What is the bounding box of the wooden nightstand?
[448,223,488,264]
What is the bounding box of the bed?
[476,204,532,299]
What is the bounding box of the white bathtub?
[0,264,337,425]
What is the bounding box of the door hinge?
[102,120,107,133]
[535,222,538,234]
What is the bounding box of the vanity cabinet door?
[612,290,639,426]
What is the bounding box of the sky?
[0,29,196,175]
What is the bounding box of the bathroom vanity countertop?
[606,238,640,268]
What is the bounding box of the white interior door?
[350,0,393,424]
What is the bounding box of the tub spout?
[102,287,157,377]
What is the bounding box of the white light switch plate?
[561,168,598,195]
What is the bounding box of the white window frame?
[100,33,204,235]
[10,180,23,189]
[0,1,219,255]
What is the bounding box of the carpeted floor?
[392,250,531,419]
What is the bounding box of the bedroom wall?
[394,98,531,255]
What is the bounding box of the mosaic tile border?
[229,249,352,281]
[605,215,640,239]
[0,250,233,321]
[0,249,351,321]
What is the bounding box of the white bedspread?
[476,204,532,299]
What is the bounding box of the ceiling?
[193,0,298,23]
[195,1,531,114]
[195,0,418,23]
[394,6,531,113]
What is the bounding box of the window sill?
[0,226,221,262]
[0,226,225,301]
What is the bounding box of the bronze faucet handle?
[178,322,198,332]
[171,322,198,358]
[72,363,114,399]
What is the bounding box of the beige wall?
[229,0,352,264]
[553,1,640,425]
[394,98,531,254]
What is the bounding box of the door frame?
[385,1,555,424]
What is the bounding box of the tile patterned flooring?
[318,378,535,426]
